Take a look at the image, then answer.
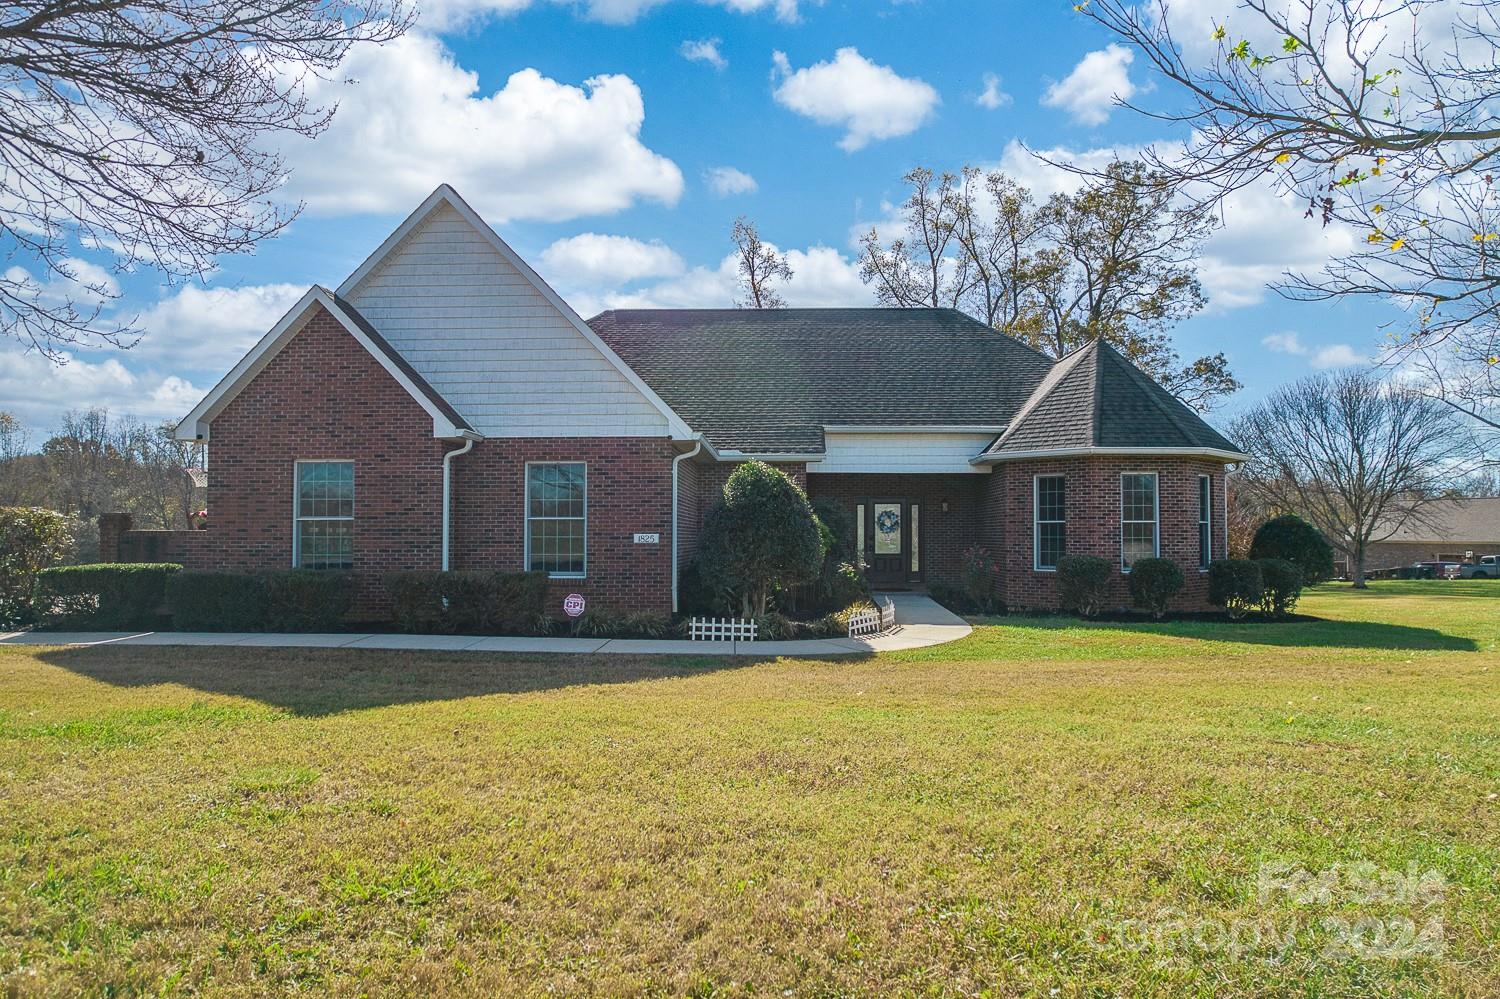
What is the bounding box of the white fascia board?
[335,184,696,440]
[822,424,1007,434]
[716,450,826,463]
[173,286,473,442]
[970,446,1250,465]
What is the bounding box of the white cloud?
[975,72,1011,110]
[3,258,120,310]
[593,242,871,311]
[0,348,200,427]
[538,234,684,287]
[278,33,682,223]
[1262,330,1367,368]
[771,47,939,152]
[1041,44,1137,126]
[418,0,803,29]
[135,283,307,369]
[705,166,758,197]
[680,37,726,69]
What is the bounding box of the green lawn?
[1,582,1497,997]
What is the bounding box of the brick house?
[130,185,1246,616]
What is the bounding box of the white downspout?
[671,438,703,612]
[441,437,476,571]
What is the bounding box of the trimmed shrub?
[754,611,798,641]
[699,460,823,617]
[166,572,267,631]
[1250,514,1335,585]
[677,559,724,617]
[33,563,181,630]
[1056,555,1113,618]
[1128,557,1185,619]
[1208,559,1264,620]
[383,570,548,634]
[575,608,672,639]
[262,571,352,632]
[0,507,72,627]
[963,546,1001,614]
[1256,558,1304,619]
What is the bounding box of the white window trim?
[524,460,588,579]
[1119,471,1160,572]
[1198,474,1212,572]
[292,459,354,570]
[1033,474,1065,572]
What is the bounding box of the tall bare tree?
[0,411,36,505]
[128,424,206,530]
[1230,368,1478,586]
[0,0,410,357]
[42,409,131,519]
[859,161,1239,410]
[731,217,793,309]
[1077,0,1500,365]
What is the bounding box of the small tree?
[0,507,72,626]
[1250,515,1336,586]
[731,217,793,309]
[698,461,823,617]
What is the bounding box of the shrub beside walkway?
[0,593,971,657]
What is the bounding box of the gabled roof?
[977,339,1245,462]
[337,185,693,440]
[174,287,475,441]
[588,308,1057,455]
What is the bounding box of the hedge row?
[385,570,547,634]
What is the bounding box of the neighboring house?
[99,185,1246,616]
[1364,497,1500,572]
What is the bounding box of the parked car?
[1398,561,1463,580]
[1460,555,1499,579]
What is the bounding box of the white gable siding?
[346,204,669,437]
[809,432,996,474]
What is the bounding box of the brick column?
[97,513,132,563]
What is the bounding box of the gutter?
[441,432,482,571]
[671,438,704,613]
[969,445,1251,466]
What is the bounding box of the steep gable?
[340,189,685,439]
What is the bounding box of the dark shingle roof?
[588,308,1055,453]
[983,340,1241,458]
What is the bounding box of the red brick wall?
[998,456,1227,612]
[805,473,987,582]
[451,438,677,615]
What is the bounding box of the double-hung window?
[294,461,354,570]
[1034,475,1066,570]
[1198,475,1212,570]
[1120,472,1159,570]
[526,462,586,577]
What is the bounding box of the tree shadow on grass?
[31,645,835,717]
[969,615,1479,652]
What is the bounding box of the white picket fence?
[847,597,897,639]
[689,617,758,642]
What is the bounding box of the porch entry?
[856,499,922,588]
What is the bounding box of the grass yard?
[1,582,1497,997]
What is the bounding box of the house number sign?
[633,533,661,544]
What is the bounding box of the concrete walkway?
[0,593,971,658]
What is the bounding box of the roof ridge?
[991,340,1098,449]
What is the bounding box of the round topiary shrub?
[1249,514,1335,584]
[699,460,823,617]
[1056,554,1113,618]
[1255,558,1304,619]
[1127,557,1185,619]
[1208,559,1264,620]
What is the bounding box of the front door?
[861,499,921,588]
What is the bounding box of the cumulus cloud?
[3,258,120,310]
[591,243,872,312]
[771,47,939,151]
[418,0,803,29]
[0,348,201,427]
[975,72,1011,110]
[278,33,682,223]
[1262,331,1367,368]
[1041,44,1137,126]
[704,166,758,197]
[539,234,685,287]
[680,37,727,69]
[135,283,307,370]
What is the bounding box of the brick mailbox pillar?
[97,512,133,563]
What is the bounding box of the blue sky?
[0,0,1393,433]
